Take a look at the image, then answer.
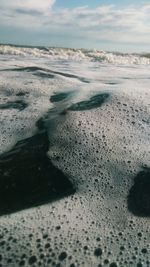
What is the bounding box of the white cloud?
[42,4,150,45]
[0,3,150,47]
[0,0,55,12]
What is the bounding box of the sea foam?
[0,44,150,65]
[0,46,149,267]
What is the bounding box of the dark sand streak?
[69,93,110,111]
[0,121,75,216]
[0,100,28,111]
[0,66,90,83]
[128,168,150,217]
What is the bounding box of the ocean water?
[0,44,150,267]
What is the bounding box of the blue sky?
[0,0,150,52]
[54,0,150,9]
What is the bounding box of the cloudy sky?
[0,0,150,52]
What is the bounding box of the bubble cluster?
[0,52,150,267]
[0,63,79,154]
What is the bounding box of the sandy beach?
[0,45,149,267]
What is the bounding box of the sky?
[0,0,150,52]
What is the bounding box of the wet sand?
[0,128,75,216]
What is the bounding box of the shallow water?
[0,45,150,267]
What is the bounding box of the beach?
[0,44,150,267]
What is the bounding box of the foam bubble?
[0,50,150,267]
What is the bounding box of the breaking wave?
[0,44,150,65]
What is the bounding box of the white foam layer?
[0,53,150,267]
[0,61,81,154]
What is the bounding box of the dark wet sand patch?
[69,93,110,111]
[50,92,73,103]
[0,100,28,111]
[105,82,118,85]
[33,72,55,79]
[36,117,47,131]
[7,66,42,72]
[16,92,29,96]
[127,168,150,217]
[0,129,75,216]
